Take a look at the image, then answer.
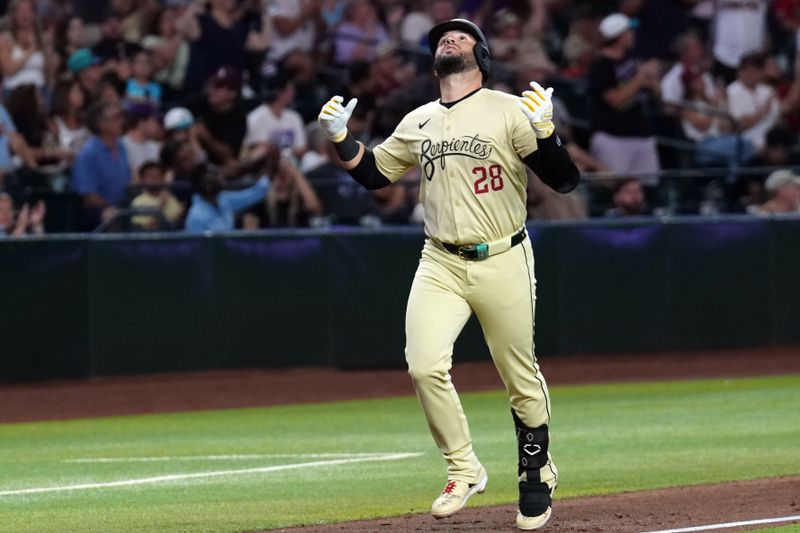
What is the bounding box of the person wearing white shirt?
[712,0,768,83]
[726,52,780,152]
[266,0,321,67]
[244,73,307,157]
[661,32,716,105]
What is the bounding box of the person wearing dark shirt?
[588,13,662,187]
[630,0,691,60]
[92,14,143,63]
[187,66,248,166]
[176,0,270,90]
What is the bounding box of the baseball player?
[318,18,579,530]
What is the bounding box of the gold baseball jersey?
[373,88,538,244]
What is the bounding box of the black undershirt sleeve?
[523,134,581,194]
[346,148,392,190]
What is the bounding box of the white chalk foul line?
[641,515,800,533]
[0,452,422,497]
[65,452,396,463]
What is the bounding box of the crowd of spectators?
[1,0,800,235]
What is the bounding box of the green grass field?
[1,375,799,533]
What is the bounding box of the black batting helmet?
[427,18,491,81]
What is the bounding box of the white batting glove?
[518,81,555,139]
[318,96,358,143]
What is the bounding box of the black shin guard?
[513,410,552,515]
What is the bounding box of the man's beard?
[434,52,477,78]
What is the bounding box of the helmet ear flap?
[473,42,491,81]
[476,42,490,61]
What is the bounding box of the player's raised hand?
[518,81,555,139]
[318,96,358,143]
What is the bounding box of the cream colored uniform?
[373,88,557,488]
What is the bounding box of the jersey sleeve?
[372,119,417,183]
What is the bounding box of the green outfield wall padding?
[1,217,799,381]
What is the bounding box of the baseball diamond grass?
[0,375,798,533]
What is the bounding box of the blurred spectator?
[559,31,594,79]
[38,0,76,30]
[729,125,800,212]
[371,182,409,224]
[92,13,142,62]
[305,147,381,225]
[125,49,162,106]
[680,66,756,168]
[749,125,800,169]
[71,0,111,27]
[0,100,37,189]
[763,55,800,128]
[243,72,306,157]
[489,7,552,76]
[606,178,651,217]
[159,137,201,204]
[773,0,800,33]
[278,49,327,124]
[660,31,715,106]
[162,106,208,166]
[772,0,800,63]
[399,0,457,49]
[122,102,163,181]
[184,167,270,232]
[5,83,72,168]
[49,78,90,154]
[688,0,714,41]
[114,0,158,43]
[54,16,88,75]
[0,192,45,235]
[367,42,418,138]
[551,97,609,173]
[71,100,131,229]
[527,171,588,220]
[751,169,800,214]
[96,72,125,104]
[371,41,414,98]
[177,0,270,90]
[67,48,104,103]
[141,6,190,103]
[727,52,781,154]
[265,0,323,71]
[0,0,57,91]
[188,66,248,165]
[300,122,329,173]
[587,13,661,186]
[91,13,143,82]
[711,0,768,84]
[332,0,389,65]
[247,152,321,228]
[626,0,691,61]
[130,160,185,229]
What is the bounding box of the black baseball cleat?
[516,481,553,530]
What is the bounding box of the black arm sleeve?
[347,148,392,190]
[523,134,581,194]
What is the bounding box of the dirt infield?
[2,346,799,532]
[270,476,800,532]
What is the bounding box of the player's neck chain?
[419,134,494,181]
